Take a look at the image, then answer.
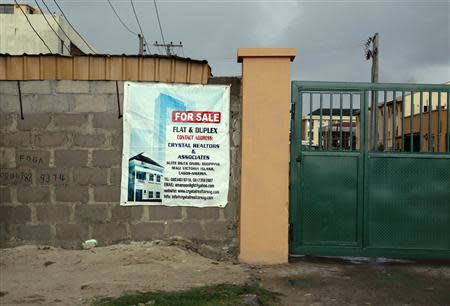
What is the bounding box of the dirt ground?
[0,242,249,305]
[1,243,450,306]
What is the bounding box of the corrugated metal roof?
[0,54,211,84]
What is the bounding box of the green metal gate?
[290,81,450,259]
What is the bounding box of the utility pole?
[138,34,145,55]
[153,41,183,56]
[365,33,379,149]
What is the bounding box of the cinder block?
[0,113,16,131]
[232,130,241,147]
[36,168,71,185]
[0,223,11,242]
[204,221,235,241]
[16,150,50,168]
[0,169,33,185]
[231,116,241,130]
[208,77,241,97]
[73,168,107,185]
[92,150,121,167]
[223,199,238,221]
[109,168,122,186]
[131,222,165,240]
[53,114,88,128]
[168,221,204,240]
[20,80,53,94]
[0,148,15,168]
[230,95,241,112]
[92,223,128,244]
[72,134,106,147]
[0,132,32,147]
[0,187,11,204]
[111,205,144,221]
[91,81,123,94]
[94,186,120,202]
[36,205,71,223]
[75,204,109,223]
[55,186,89,203]
[186,207,220,220]
[105,94,123,113]
[149,206,182,220]
[54,150,88,167]
[15,224,52,242]
[0,205,31,223]
[33,94,71,113]
[56,80,89,93]
[0,81,19,95]
[111,133,123,149]
[33,132,68,147]
[72,95,108,113]
[0,95,20,113]
[93,113,122,129]
[55,223,88,241]
[230,147,240,166]
[16,186,50,203]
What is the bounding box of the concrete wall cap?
[237,48,296,62]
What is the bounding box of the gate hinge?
[290,103,295,120]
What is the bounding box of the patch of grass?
[92,284,280,306]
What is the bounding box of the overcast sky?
[15,0,450,83]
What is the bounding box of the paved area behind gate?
[259,257,450,305]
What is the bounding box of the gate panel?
[367,154,450,250]
[301,152,359,246]
[290,81,450,259]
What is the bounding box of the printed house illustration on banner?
[128,153,164,202]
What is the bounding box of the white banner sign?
[120,82,230,207]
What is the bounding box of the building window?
[0,5,14,14]
[149,191,153,198]
[156,192,160,199]
[424,105,428,112]
[136,189,143,201]
[149,174,154,181]
[144,190,147,194]
[136,171,146,180]
[156,175,161,182]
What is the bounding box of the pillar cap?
[237,48,296,63]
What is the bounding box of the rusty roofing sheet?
[0,54,211,84]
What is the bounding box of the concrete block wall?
[0,78,241,254]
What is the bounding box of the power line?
[14,0,52,53]
[154,41,182,56]
[34,0,71,54]
[153,0,166,46]
[52,0,96,54]
[41,0,73,44]
[107,0,138,36]
[130,0,149,54]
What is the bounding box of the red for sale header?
[172,111,221,124]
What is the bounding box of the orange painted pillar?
[237,48,296,264]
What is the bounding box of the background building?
[128,153,164,202]
[0,3,94,55]
[373,89,448,152]
[302,108,356,149]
